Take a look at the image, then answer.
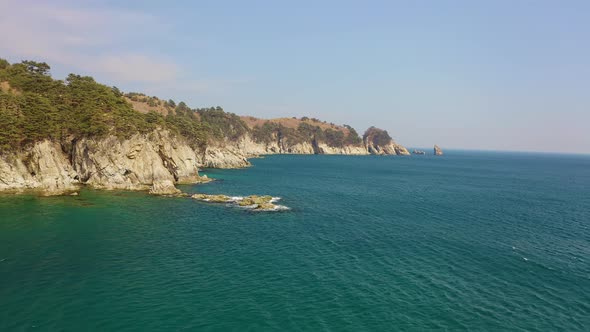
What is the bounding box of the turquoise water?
[1,152,589,331]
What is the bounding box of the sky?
[1,0,589,153]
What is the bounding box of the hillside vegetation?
[0,59,367,153]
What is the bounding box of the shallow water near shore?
[1,152,590,331]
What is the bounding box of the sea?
[1,151,589,331]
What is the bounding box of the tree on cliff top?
[0,58,9,70]
[0,60,168,151]
[22,61,51,75]
[343,125,362,145]
[363,126,392,146]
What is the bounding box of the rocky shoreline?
[0,130,210,196]
[0,129,415,196]
[0,59,439,200]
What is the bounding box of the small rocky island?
[191,194,287,211]
[434,145,444,156]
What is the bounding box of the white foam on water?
[193,194,290,212]
[252,204,290,212]
[237,204,258,209]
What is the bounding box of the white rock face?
[198,134,372,168]
[0,128,411,194]
[365,141,409,156]
[200,147,251,169]
[0,130,203,195]
[72,130,198,194]
[316,143,369,155]
[0,140,79,195]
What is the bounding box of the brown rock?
[434,145,444,156]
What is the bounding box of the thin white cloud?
[179,78,255,94]
[0,0,179,84]
[97,55,179,83]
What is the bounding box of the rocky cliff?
[0,130,208,196]
[72,130,206,194]
[0,140,79,195]
[363,127,410,156]
[0,126,412,195]
[200,133,375,169]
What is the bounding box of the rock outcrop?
[434,145,444,156]
[363,127,410,156]
[198,134,371,169]
[0,140,79,195]
[232,134,370,156]
[0,126,414,194]
[72,130,202,194]
[0,130,207,196]
[199,126,413,169]
[191,193,287,211]
[316,143,368,155]
[200,147,251,169]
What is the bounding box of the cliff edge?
[0,59,416,195]
[363,127,410,156]
[0,130,207,195]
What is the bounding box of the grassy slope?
[240,116,351,135]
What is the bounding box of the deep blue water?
[1,151,589,331]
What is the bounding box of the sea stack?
[434,145,443,156]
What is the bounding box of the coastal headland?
[0,59,438,196]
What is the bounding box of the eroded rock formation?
[0,130,207,195]
[363,127,410,156]
[434,145,444,156]
[0,127,413,195]
[0,140,79,195]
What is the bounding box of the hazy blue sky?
[1,0,588,153]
